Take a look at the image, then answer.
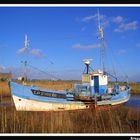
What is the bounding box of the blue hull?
[9,81,131,111]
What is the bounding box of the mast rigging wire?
[27,63,62,80]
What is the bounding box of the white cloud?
[17,46,45,58]
[81,13,105,23]
[0,44,7,48]
[81,26,86,32]
[80,13,138,33]
[82,14,97,22]
[136,43,140,48]
[102,20,109,28]
[72,43,100,50]
[111,15,138,32]
[17,47,28,54]
[81,13,109,28]
[31,48,45,58]
[114,21,138,32]
[112,16,124,24]
[0,65,6,72]
[120,35,126,39]
[117,49,126,55]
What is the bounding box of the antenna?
[83,59,93,74]
[97,9,105,72]
[24,34,29,49]
[97,9,101,32]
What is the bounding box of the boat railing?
[108,85,127,94]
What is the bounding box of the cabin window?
[91,76,94,80]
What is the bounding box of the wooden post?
[94,93,97,109]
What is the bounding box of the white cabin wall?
[90,75,108,86]
[99,75,108,86]
[90,79,94,86]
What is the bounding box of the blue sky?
[0,6,140,82]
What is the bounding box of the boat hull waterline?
[10,82,131,111]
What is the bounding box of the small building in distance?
[0,72,12,81]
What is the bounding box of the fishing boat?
[9,10,131,111]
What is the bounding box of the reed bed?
[129,83,140,95]
[13,80,81,91]
[11,80,140,94]
[0,81,140,133]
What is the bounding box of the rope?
[104,38,128,82]
[104,39,117,77]
[27,64,62,80]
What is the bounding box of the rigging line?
[111,47,127,77]
[96,20,102,70]
[27,64,62,80]
[83,66,87,74]
[97,30,104,71]
[43,55,54,65]
[25,45,54,65]
[104,39,117,78]
[105,38,128,80]
[98,37,102,70]
[26,46,54,65]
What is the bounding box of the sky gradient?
[0,6,140,82]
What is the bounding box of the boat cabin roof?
[91,70,103,75]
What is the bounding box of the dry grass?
[129,83,140,95]
[0,81,140,133]
[0,81,11,97]
[13,80,81,91]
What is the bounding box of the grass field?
[128,82,140,95]
[0,81,140,133]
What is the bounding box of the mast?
[23,60,27,82]
[24,34,29,49]
[22,34,29,83]
[97,9,105,72]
